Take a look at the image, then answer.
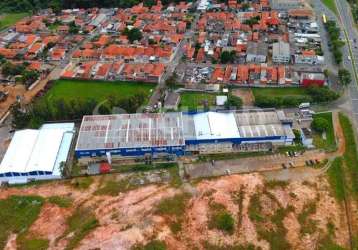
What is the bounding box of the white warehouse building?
[0,123,75,184]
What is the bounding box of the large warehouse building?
[0,123,75,184]
[75,109,294,159]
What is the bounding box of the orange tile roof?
[28,61,42,71]
[28,43,43,54]
[0,48,17,59]
[302,50,316,56]
[151,63,165,77]
[237,65,249,83]
[211,67,225,82]
[288,9,313,17]
[196,48,205,62]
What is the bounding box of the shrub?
[209,211,235,234]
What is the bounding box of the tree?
[338,68,352,86]
[293,129,302,144]
[306,86,339,103]
[123,27,142,43]
[225,95,243,109]
[10,103,31,129]
[69,21,80,34]
[220,51,236,64]
[311,117,329,133]
[143,0,156,7]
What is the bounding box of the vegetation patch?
[208,201,235,234]
[297,201,318,235]
[71,176,93,190]
[232,187,245,231]
[12,79,155,129]
[44,79,154,104]
[0,195,44,250]
[248,194,264,222]
[132,240,167,250]
[0,13,29,30]
[179,91,217,111]
[253,86,339,108]
[156,193,191,234]
[17,234,49,250]
[113,163,178,173]
[312,112,336,151]
[266,180,289,189]
[248,191,292,249]
[256,207,292,250]
[63,208,98,250]
[94,178,134,196]
[47,196,73,208]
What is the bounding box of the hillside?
[0,170,355,250]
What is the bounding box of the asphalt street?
[311,0,358,135]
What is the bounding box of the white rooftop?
[0,123,75,176]
[193,112,240,140]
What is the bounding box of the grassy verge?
[197,151,270,162]
[327,157,346,202]
[252,87,308,97]
[313,112,337,151]
[112,163,178,173]
[0,195,44,250]
[321,0,338,15]
[339,113,358,196]
[0,13,29,30]
[71,176,94,189]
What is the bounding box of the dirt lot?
[231,88,254,107]
[0,84,26,118]
[0,171,353,250]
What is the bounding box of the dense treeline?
[324,20,345,65]
[254,86,340,108]
[0,0,190,13]
[11,91,147,129]
[348,0,358,23]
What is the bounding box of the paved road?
[334,0,358,126]
[148,12,201,108]
[184,150,326,179]
[311,0,358,136]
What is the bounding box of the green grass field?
[179,92,217,110]
[252,87,308,98]
[0,13,29,30]
[44,79,155,104]
[312,112,336,151]
[321,0,338,15]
